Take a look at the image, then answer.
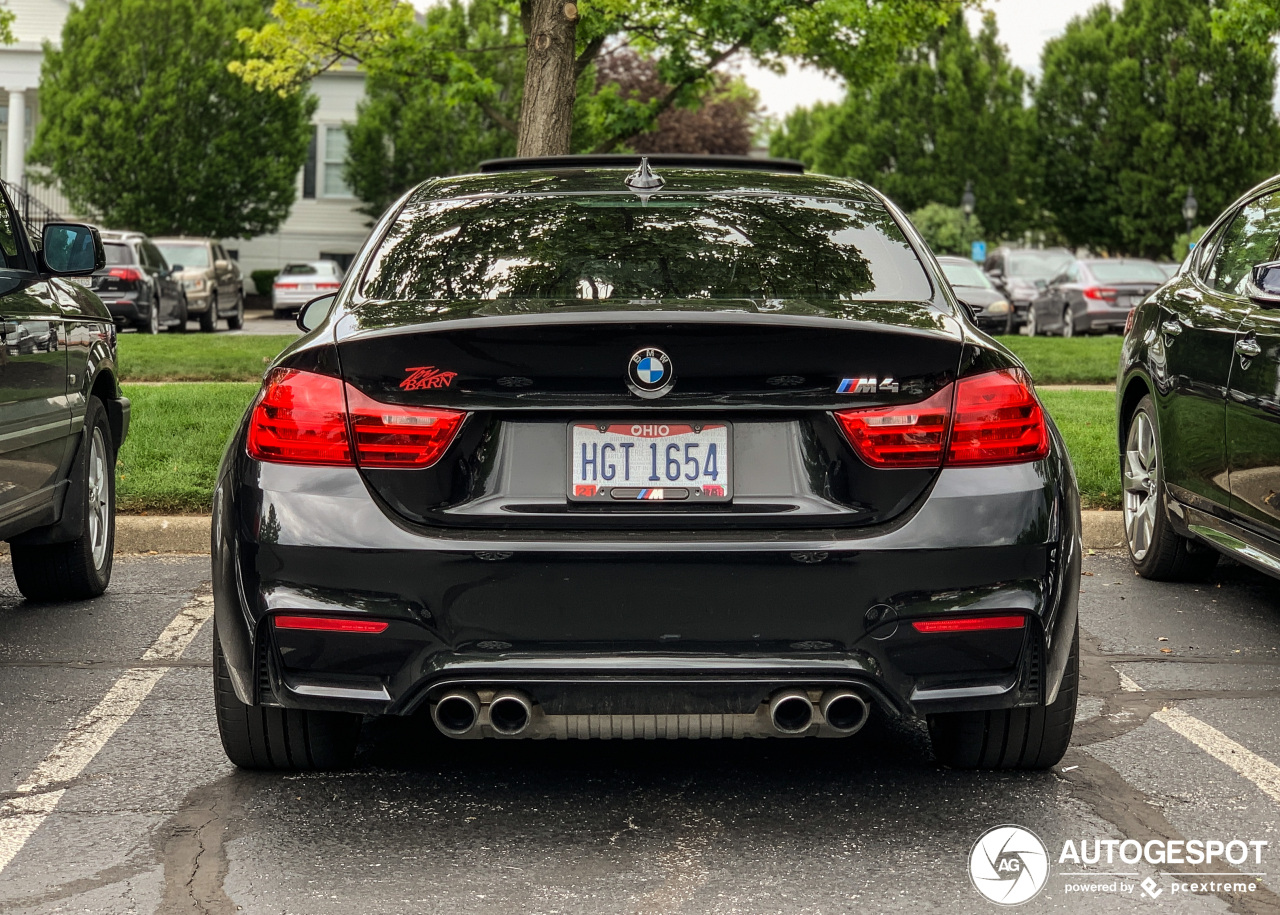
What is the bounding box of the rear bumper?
[212,433,1080,728]
[102,296,147,325]
[1080,307,1130,333]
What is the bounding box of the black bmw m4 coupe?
[211,155,1081,771]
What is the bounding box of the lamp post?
[961,180,976,224]
[1182,185,1198,236]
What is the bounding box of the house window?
[322,126,352,198]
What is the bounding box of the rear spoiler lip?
[332,307,963,345]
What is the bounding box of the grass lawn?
[993,335,1122,386]
[116,383,257,513]
[113,384,1122,514]
[1039,389,1118,509]
[117,334,296,382]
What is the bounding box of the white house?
[0,0,370,286]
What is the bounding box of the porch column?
[6,88,25,187]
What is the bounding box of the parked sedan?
[94,231,187,334]
[271,260,343,318]
[212,155,1080,773]
[1028,258,1167,337]
[1119,174,1280,582]
[937,255,1014,334]
[153,237,244,332]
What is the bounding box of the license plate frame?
[567,421,733,503]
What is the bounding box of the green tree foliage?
[344,0,522,218]
[31,0,314,238]
[234,0,973,157]
[770,13,1035,241]
[1035,0,1280,257]
[908,203,985,256]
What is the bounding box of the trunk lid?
[330,300,965,530]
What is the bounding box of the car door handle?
[1236,337,1262,358]
[1161,321,1183,336]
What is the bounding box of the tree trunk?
[517,0,579,157]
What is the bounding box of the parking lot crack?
[157,776,254,915]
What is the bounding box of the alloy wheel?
[149,299,159,334]
[1123,410,1159,561]
[1027,308,1038,336]
[1062,307,1074,338]
[86,426,110,570]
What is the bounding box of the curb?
[5,511,1130,555]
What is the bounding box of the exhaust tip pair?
[432,689,532,737]
[768,688,870,735]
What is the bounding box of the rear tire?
[227,291,244,330]
[928,624,1078,770]
[141,297,160,334]
[168,294,189,333]
[10,398,115,601]
[1026,307,1040,337]
[1123,395,1219,581]
[1061,306,1075,337]
[272,308,289,321]
[199,294,217,332]
[213,625,361,770]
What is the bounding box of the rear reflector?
[835,368,1049,468]
[273,615,389,634]
[911,615,1026,634]
[246,367,466,468]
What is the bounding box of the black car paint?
[0,205,128,544]
[1118,174,1280,577]
[213,166,1081,731]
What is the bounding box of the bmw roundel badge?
[627,347,673,398]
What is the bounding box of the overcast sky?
[739,0,1104,119]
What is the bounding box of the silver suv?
[152,237,244,332]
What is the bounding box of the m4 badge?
[837,376,899,394]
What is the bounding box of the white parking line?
[0,589,213,876]
[1116,667,1280,807]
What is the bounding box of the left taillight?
[246,367,465,469]
[834,368,1049,469]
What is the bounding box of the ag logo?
[969,825,1049,906]
[627,347,673,399]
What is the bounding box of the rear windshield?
[103,243,134,265]
[155,242,209,268]
[1009,251,1072,280]
[940,261,992,289]
[360,194,933,303]
[283,263,320,275]
[1089,261,1169,284]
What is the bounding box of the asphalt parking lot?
[1,551,1279,914]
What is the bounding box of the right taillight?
[948,368,1049,466]
[834,368,1048,469]
[246,367,465,468]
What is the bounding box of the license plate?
[301,283,314,292]
[569,422,731,502]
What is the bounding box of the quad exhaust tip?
[769,689,815,734]
[488,690,533,736]
[820,689,870,734]
[432,689,481,736]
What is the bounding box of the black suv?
[0,201,129,599]
[94,230,187,334]
[983,246,1074,329]
[1118,175,1280,580]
